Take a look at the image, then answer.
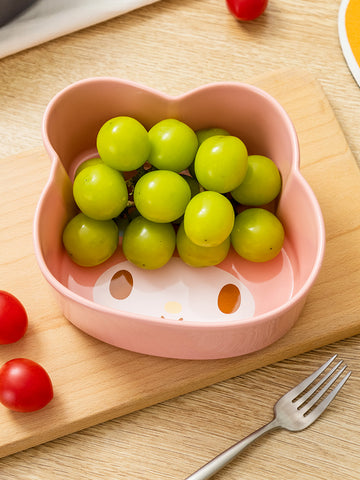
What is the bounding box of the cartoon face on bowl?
[63,246,294,325]
[92,257,256,322]
[33,77,325,359]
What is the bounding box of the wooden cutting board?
[1,69,360,459]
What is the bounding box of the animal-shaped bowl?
[33,78,325,360]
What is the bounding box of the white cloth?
[0,0,160,59]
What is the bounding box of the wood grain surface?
[0,1,360,479]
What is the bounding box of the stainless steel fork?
[185,354,351,480]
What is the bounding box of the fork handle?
[184,418,279,480]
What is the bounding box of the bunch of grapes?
[62,116,284,269]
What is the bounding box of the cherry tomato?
[226,0,268,21]
[0,291,28,344]
[0,358,53,412]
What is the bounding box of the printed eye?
[218,284,241,314]
[109,270,133,300]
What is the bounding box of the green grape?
[75,157,103,178]
[231,208,285,262]
[73,163,128,220]
[122,216,176,269]
[134,170,191,223]
[176,222,230,267]
[196,127,230,145]
[231,155,281,206]
[148,118,198,172]
[172,175,201,224]
[188,128,230,178]
[96,116,150,171]
[194,135,248,193]
[183,191,235,247]
[63,213,119,266]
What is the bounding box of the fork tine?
[298,363,347,412]
[304,370,351,422]
[286,354,338,400]
[294,360,344,408]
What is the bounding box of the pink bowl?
[33,78,325,360]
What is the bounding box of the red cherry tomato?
[0,290,28,344]
[226,0,268,21]
[0,358,53,412]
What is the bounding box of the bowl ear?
[174,82,299,184]
[42,78,171,174]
